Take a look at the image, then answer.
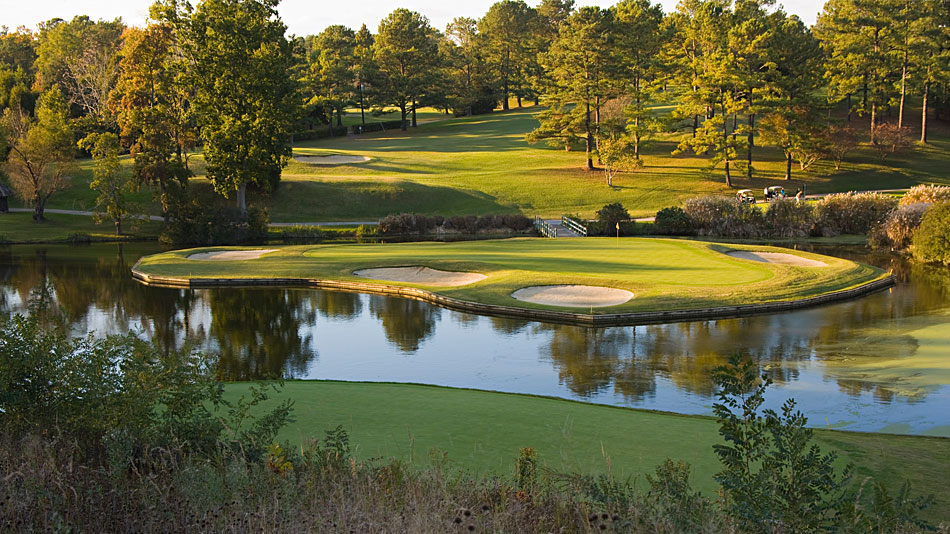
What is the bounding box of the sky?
[2,0,827,36]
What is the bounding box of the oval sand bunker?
[353,266,487,287]
[726,250,827,267]
[512,285,633,308]
[188,249,278,261]
[295,155,370,165]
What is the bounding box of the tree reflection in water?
[368,295,439,353]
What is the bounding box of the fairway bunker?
[353,266,487,286]
[295,155,370,165]
[725,250,827,267]
[188,249,278,261]
[512,285,634,308]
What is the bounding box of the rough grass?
[134,238,885,313]
[0,212,160,243]
[224,380,950,522]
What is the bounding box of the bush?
[275,225,324,241]
[351,120,406,134]
[765,198,814,238]
[160,185,269,246]
[683,196,765,238]
[900,184,950,207]
[814,192,896,236]
[595,202,630,236]
[654,206,694,236]
[912,202,950,265]
[870,203,930,251]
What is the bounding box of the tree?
[372,9,439,131]
[479,1,537,110]
[173,0,298,216]
[110,21,194,224]
[306,25,356,130]
[534,7,617,170]
[443,17,495,116]
[2,86,75,221]
[597,135,640,186]
[34,16,125,124]
[78,132,136,235]
[613,0,665,161]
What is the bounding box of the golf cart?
[736,189,756,204]
[764,186,786,202]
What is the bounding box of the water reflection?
[1,243,948,434]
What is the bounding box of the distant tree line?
[1,0,949,226]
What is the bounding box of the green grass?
[223,380,950,521]
[27,103,950,223]
[134,238,884,313]
[0,212,161,243]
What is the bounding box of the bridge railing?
[561,215,588,237]
[534,216,558,238]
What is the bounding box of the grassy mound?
[134,237,885,313]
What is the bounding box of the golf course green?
[133,237,888,319]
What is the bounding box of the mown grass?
[224,380,950,521]
[0,212,161,243]
[135,238,885,313]
[26,103,950,223]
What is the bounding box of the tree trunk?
[921,80,930,144]
[634,93,641,160]
[585,101,594,171]
[785,152,792,180]
[159,179,169,225]
[502,49,510,111]
[517,95,522,107]
[722,100,731,188]
[32,195,44,221]
[534,96,539,106]
[692,114,698,138]
[400,104,408,131]
[870,103,876,144]
[115,217,122,236]
[747,94,754,180]
[898,48,908,129]
[236,183,247,217]
[846,93,852,122]
[412,99,417,128]
[336,107,343,127]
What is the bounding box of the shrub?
[900,184,950,207]
[160,187,269,246]
[683,195,765,238]
[595,202,630,236]
[654,206,694,236]
[814,192,896,236]
[912,202,950,265]
[276,225,324,241]
[870,203,930,251]
[765,198,814,238]
[872,123,912,161]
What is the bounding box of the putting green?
[134,238,887,318]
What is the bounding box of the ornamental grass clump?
[814,192,896,236]
[683,195,765,238]
[900,184,950,207]
[765,198,814,238]
[869,203,931,251]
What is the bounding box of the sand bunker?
[295,155,370,165]
[511,285,634,308]
[353,266,487,286]
[725,250,827,267]
[188,249,278,261]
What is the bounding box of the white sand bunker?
[512,285,634,308]
[295,155,370,165]
[353,266,487,287]
[188,249,278,261]
[726,250,827,267]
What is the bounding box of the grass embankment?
[224,381,950,521]
[0,212,161,244]
[134,238,885,313]
[17,103,949,223]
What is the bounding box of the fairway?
[224,380,950,521]
[133,237,886,316]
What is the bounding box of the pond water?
[1,242,948,436]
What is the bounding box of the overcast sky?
[3,0,827,36]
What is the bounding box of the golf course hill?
[132,238,891,326]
